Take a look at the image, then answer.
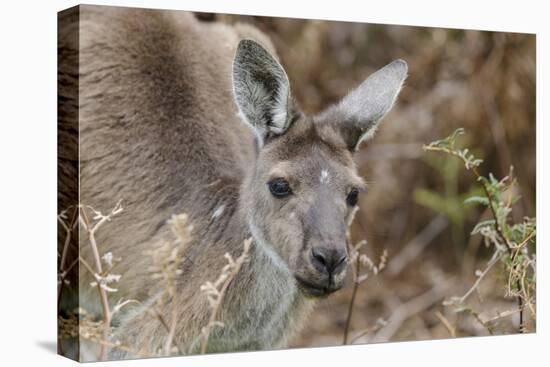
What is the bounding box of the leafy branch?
[424,128,536,333]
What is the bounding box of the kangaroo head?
[232,40,407,297]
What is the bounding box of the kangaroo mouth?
[295,275,338,298]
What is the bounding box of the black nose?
[311,247,348,275]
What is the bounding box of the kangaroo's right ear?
[232,39,296,145]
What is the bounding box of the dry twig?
[199,238,252,353]
[343,239,387,344]
[435,311,456,337]
[78,200,123,360]
[372,278,454,342]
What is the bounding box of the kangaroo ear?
[318,59,408,151]
[232,39,295,145]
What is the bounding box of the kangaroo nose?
[311,247,348,275]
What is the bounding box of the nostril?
[335,253,348,268]
[311,247,347,274]
[311,247,327,267]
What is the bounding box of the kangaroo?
[64,5,407,359]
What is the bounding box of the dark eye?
[346,188,359,206]
[268,178,292,198]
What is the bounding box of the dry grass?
[58,204,254,360]
[197,238,252,354]
[343,237,387,344]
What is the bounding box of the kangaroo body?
[77,6,311,356]
[62,5,407,360]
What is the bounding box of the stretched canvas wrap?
[57,4,536,362]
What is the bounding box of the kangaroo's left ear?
[317,59,408,151]
[232,39,296,145]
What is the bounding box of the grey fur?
[317,59,408,150]
[63,5,406,360]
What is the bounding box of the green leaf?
[425,128,465,150]
[471,219,496,234]
[489,173,499,185]
[464,196,489,206]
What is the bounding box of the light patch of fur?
[212,205,225,219]
[320,169,330,184]
[249,219,291,273]
[270,78,290,134]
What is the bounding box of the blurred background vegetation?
[202,13,536,346]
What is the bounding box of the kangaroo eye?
[268,178,292,198]
[346,188,359,206]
